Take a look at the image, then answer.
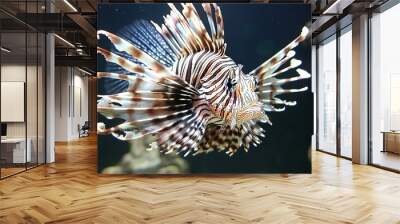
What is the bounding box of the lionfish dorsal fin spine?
[152,3,226,59]
[97,31,199,95]
[202,3,217,39]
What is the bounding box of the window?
[0,1,47,179]
[317,36,337,154]
[370,3,400,171]
[339,28,352,158]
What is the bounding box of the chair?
[79,121,90,138]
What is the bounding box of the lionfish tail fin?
[250,26,310,113]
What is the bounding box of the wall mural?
[97,3,312,174]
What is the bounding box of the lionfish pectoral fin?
[154,98,212,157]
[249,26,310,114]
[97,64,201,143]
[97,69,211,157]
[97,4,231,156]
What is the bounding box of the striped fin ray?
[145,99,212,156]
[103,20,176,67]
[97,111,193,141]
[96,71,206,145]
[98,92,191,107]
[97,71,212,155]
[97,30,198,94]
[166,4,201,55]
[96,71,198,141]
[249,26,309,79]
[186,3,225,53]
[97,71,195,121]
[202,3,216,38]
[196,121,265,156]
[258,68,310,112]
[181,3,216,51]
[98,102,192,121]
[97,72,193,96]
[250,27,310,114]
[150,3,225,59]
[97,47,197,96]
[97,16,214,153]
[120,20,176,67]
[157,113,197,154]
[241,121,265,151]
[211,3,225,48]
[98,56,134,95]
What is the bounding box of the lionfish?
[97,3,310,157]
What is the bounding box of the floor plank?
[1,136,400,224]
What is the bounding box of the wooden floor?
[1,136,400,224]
[0,167,26,178]
[372,150,400,171]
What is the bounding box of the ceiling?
[0,0,390,72]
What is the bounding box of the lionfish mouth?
[237,102,264,124]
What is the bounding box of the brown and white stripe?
[97,3,311,157]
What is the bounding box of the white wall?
[1,64,42,138]
[1,65,26,138]
[1,63,46,164]
[55,67,70,141]
[54,67,89,141]
[72,73,89,138]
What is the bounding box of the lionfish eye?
[227,77,237,90]
[254,78,259,86]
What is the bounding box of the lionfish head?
[224,64,266,127]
